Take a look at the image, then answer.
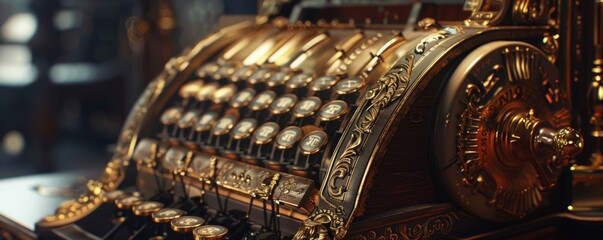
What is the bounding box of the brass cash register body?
[18,0,603,239]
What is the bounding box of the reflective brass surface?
[435,41,582,221]
[153,208,186,223]
[171,216,206,233]
[132,201,164,216]
[193,225,228,240]
[32,0,603,239]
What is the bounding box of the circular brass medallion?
[211,84,237,104]
[171,216,206,232]
[195,112,219,132]
[196,83,220,102]
[293,97,322,118]
[334,76,365,95]
[232,118,258,140]
[160,107,183,125]
[193,225,228,240]
[286,73,314,89]
[248,68,273,85]
[212,115,238,136]
[230,65,257,82]
[270,94,298,115]
[250,90,277,111]
[267,71,292,87]
[310,75,340,91]
[177,110,201,129]
[230,88,256,108]
[197,62,219,78]
[318,100,349,121]
[133,201,164,216]
[253,122,280,145]
[115,195,143,210]
[275,126,303,149]
[179,80,203,99]
[152,208,185,223]
[299,130,328,155]
[434,41,574,221]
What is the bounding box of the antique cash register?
[3,0,603,239]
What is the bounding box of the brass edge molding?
[136,167,312,220]
[37,22,255,228]
[352,212,462,240]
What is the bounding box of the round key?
[103,190,126,203]
[334,76,365,95]
[286,73,313,90]
[266,71,293,88]
[160,107,183,125]
[275,126,303,150]
[115,195,143,210]
[248,68,272,85]
[171,216,206,233]
[211,84,237,104]
[293,97,322,118]
[253,122,280,145]
[230,88,256,109]
[197,62,219,78]
[310,75,339,92]
[133,201,164,217]
[299,130,328,155]
[153,208,186,223]
[212,115,237,136]
[250,90,277,111]
[269,94,298,115]
[196,82,220,102]
[195,112,219,132]
[213,64,236,80]
[230,65,258,83]
[177,110,201,129]
[232,118,258,140]
[193,225,228,240]
[179,80,204,99]
[318,100,349,121]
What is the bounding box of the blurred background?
[0,0,257,179]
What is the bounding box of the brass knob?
[115,195,143,210]
[132,201,164,217]
[152,208,185,223]
[193,225,228,240]
[171,216,206,233]
[500,108,584,188]
[551,127,584,162]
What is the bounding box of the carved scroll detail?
[327,54,415,202]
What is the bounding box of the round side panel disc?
[433,41,571,221]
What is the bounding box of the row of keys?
[156,59,366,184]
[106,191,229,240]
[161,95,349,138]
[163,89,351,131]
[191,62,366,102]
